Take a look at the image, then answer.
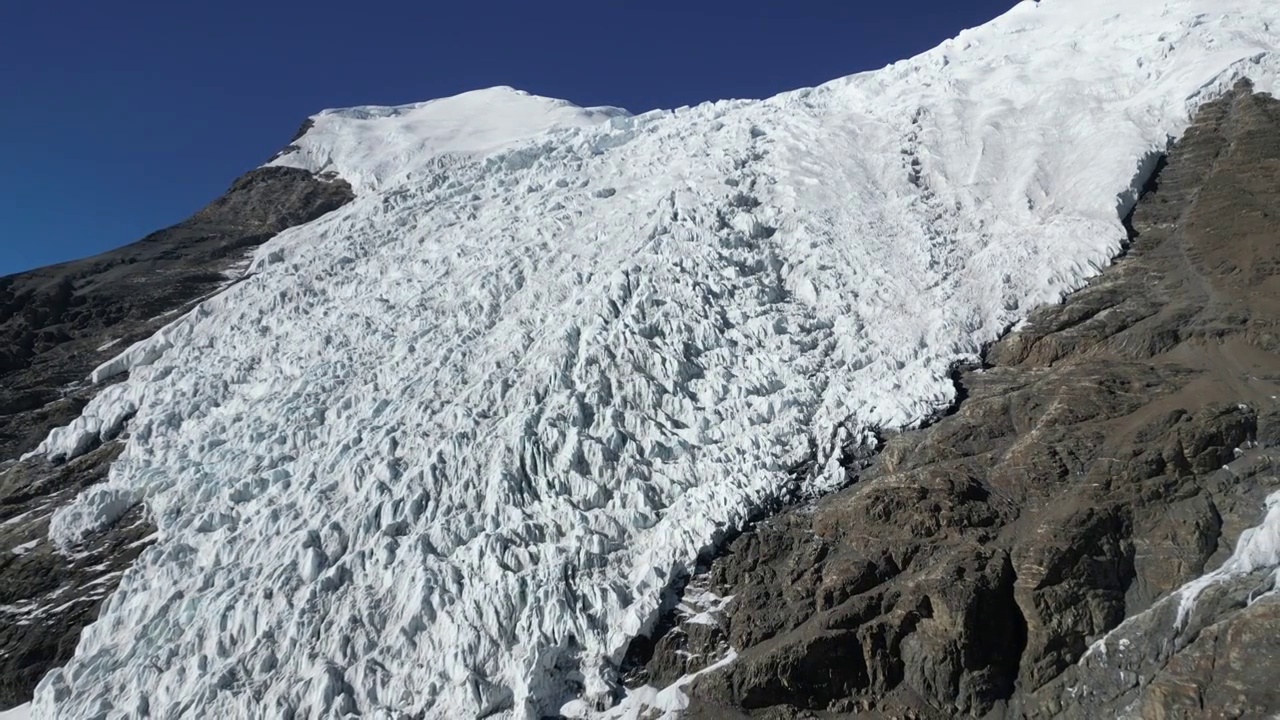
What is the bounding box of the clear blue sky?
[1,0,1014,276]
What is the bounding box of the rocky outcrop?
[0,164,353,708]
[636,81,1280,717]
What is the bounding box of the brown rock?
[637,80,1280,718]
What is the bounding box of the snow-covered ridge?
[32,1,1280,718]
[271,86,631,191]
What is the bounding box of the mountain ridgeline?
[2,1,1280,718]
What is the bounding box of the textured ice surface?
[32,1,1280,718]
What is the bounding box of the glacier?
[28,0,1280,717]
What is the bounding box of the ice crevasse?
[30,0,1280,717]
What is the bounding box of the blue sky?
[1,0,1014,276]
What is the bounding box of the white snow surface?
[274,87,631,193]
[31,1,1280,718]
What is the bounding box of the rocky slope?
[0,165,353,708]
[636,81,1280,719]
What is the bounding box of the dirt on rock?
[637,81,1280,719]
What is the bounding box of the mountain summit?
[5,0,1279,718]
[271,86,631,190]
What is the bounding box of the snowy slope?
[30,1,1280,718]
[273,88,632,192]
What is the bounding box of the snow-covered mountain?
[25,0,1280,717]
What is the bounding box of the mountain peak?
[270,86,631,190]
[16,1,1280,718]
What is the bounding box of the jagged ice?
[28,0,1280,717]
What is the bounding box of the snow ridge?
[32,1,1280,718]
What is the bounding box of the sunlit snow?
[30,0,1280,717]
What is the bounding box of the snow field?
[31,1,1280,717]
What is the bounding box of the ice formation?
[30,0,1280,717]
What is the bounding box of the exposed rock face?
[638,81,1280,718]
[0,165,353,708]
